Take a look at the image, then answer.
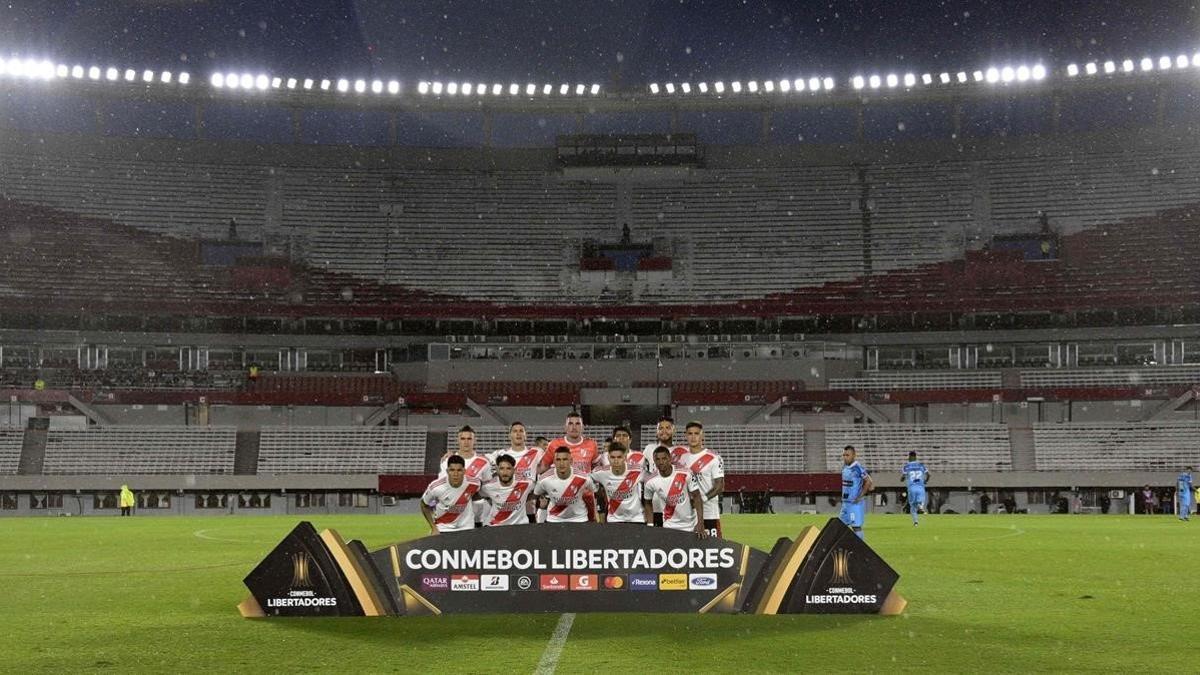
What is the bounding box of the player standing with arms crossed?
[420,455,481,534]
[901,451,930,526]
[682,421,725,538]
[840,445,874,540]
[643,446,707,538]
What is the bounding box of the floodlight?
[1140,57,1152,71]
[886,73,899,87]
[1177,55,1189,69]
[1066,63,1078,76]
[1031,64,1046,80]
[105,67,118,81]
[431,81,442,94]
[255,74,269,89]
[777,79,788,92]
[573,83,583,95]
[1159,56,1172,70]
[446,81,457,95]
[353,79,366,93]
[698,81,709,93]
[387,81,400,94]
[763,80,774,92]
[665,82,676,93]
[1103,61,1115,74]
[921,73,932,85]
[336,78,349,92]
[904,73,916,87]
[558,83,567,95]
[955,71,967,83]
[239,73,253,88]
[852,75,864,90]
[730,80,742,92]
[286,77,297,89]
[649,82,660,94]
[72,65,84,78]
[972,70,984,82]
[178,72,189,85]
[939,72,950,84]
[461,82,472,95]
[713,81,725,93]
[819,77,831,90]
[746,80,758,92]
[1016,65,1030,81]
[211,72,224,88]
[124,68,135,81]
[590,84,600,94]
[160,71,172,83]
[1122,59,1134,72]
[542,83,552,95]
[868,75,881,89]
[303,78,314,90]
[681,82,692,93]
[55,64,68,78]
[793,78,804,91]
[143,69,154,82]
[270,77,281,88]
[1000,66,1015,82]
[525,83,536,95]
[508,83,519,95]
[319,79,330,90]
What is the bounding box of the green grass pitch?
[1,514,1192,672]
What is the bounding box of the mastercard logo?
[602,575,625,590]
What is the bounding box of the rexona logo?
[688,573,718,590]
[540,574,568,591]
[658,574,688,591]
[421,575,449,591]
[450,574,480,591]
[516,575,535,591]
[570,574,598,591]
[628,574,658,591]
[481,574,509,591]
[601,575,626,590]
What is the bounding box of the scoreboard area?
[1,513,1190,672]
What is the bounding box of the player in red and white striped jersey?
[642,417,689,526]
[642,446,706,537]
[683,421,726,538]
[533,446,597,523]
[438,425,492,527]
[489,421,545,523]
[479,454,535,526]
[590,441,648,523]
[420,455,481,534]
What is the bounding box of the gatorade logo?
[570,574,598,591]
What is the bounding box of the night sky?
[0,0,1198,87]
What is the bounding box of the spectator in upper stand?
[33,377,45,391]
[248,363,260,382]
[119,485,135,516]
[228,218,239,240]
[620,223,631,245]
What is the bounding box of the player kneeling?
[533,447,598,523]
[420,455,481,534]
[480,454,536,527]
[590,442,648,524]
[643,446,707,539]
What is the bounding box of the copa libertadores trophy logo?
[240,518,906,617]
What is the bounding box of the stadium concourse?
[1,48,1199,521]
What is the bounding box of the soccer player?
[420,455,481,534]
[533,447,597,523]
[901,451,930,526]
[643,446,707,538]
[590,442,648,523]
[546,411,606,520]
[840,445,873,540]
[1178,467,1194,521]
[439,425,492,527]
[643,416,688,526]
[682,421,725,538]
[492,421,545,523]
[480,454,535,526]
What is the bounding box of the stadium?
[1,1,1197,672]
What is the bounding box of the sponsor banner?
[243,519,903,616]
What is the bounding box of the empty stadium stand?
[41,427,237,474]
[447,426,565,454]
[0,429,22,475]
[830,371,1003,391]
[636,380,803,404]
[1019,366,1200,388]
[824,423,1013,472]
[448,381,601,406]
[1032,422,1200,471]
[638,425,806,473]
[256,426,426,474]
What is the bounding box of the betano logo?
[831,548,853,585]
[658,574,688,590]
[290,552,312,589]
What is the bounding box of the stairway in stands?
[233,430,261,475]
[17,426,46,474]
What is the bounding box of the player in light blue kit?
[901,451,930,526]
[839,445,873,540]
[1178,467,1194,521]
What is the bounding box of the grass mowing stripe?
[534,613,576,675]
